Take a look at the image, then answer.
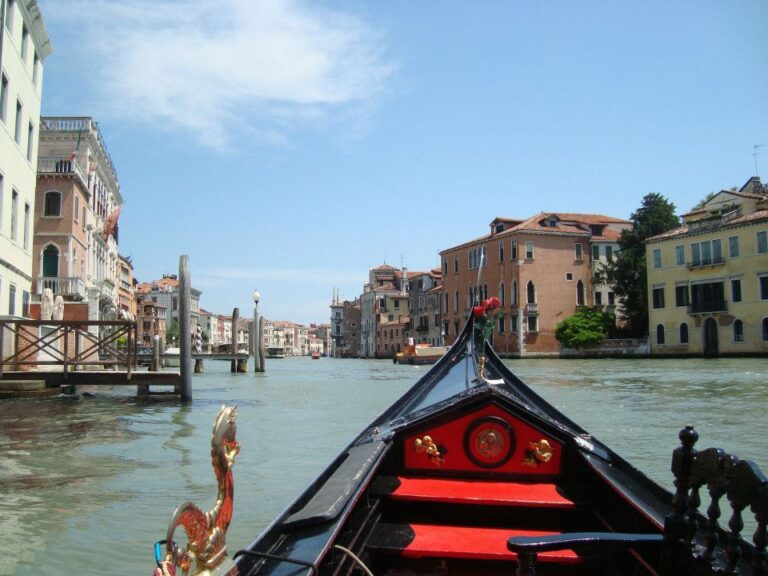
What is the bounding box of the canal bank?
[0,356,765,575]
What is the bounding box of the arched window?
[500,282,505,306]
[454,290,459,313]
[527,281,536,304]
[576,280,585,306]
[512,281,518,306]
[680,322,689,344]
[734,319,744,342]
[42,244,59,277]
[656,324,665,345]
[43,191,61,217]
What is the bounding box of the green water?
[0,357,765,575]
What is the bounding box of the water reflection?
[0,356,765,575]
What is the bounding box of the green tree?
[166,319,179,346]
[555,307,616,348]
[602,193,680,336]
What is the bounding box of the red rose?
[472,305,486,319]
[486,297,500,310]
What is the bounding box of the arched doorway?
[703,317,719,357]
[42,244,60,277]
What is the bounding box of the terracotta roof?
[647,209,768,241]
[590,228,622,241]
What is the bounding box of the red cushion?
[388,477,576,509]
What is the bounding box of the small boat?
[266,347,286,359]
[311,352,321,360]
[394,343,449,365]
[153,302,768,576]
[161,347,180,367]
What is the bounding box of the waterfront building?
[0,1,51,317]
[375,292,409,358]
[646,177,768,356]
[264,320,308,355]
[329,298,360,357]
[117,254,136,319]
[308,323,331,355]
[408,269,443,346]
[33,117,124,325]
[440,213,629,356]
[198,309,215,351]
[135,274,201,339]
[136,294,167,346]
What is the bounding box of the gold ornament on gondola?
[522,438,553,467]
[154,405,239,576]
[415,435,444,466]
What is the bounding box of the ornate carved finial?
[155,405,239,576]
[523,439,553,467]
[415,435,444,466]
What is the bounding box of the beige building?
[440,213,629,356]
[646,177,768,356]
[0,0,51,316]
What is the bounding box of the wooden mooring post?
[231,307,239,373]
[178,255,192,402]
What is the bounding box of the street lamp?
[252,289,262,372]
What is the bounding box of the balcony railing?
[688,300,728,314]
[36,277,87,299]
[687,257,726,270]
[37,156,89,189]
[525,303,539,315]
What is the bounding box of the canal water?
[0,356,765,575]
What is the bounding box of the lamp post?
[252,289,262,372]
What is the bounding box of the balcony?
[525,303,539,315]
[687,257,726,270]
[36,277,87,300]
[37,156,89,190]
[688,300,728,314]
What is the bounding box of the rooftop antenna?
[753,144,764,178]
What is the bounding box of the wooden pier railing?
[0,319,137,380]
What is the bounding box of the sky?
[36,0,768,325]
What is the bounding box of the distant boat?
[266,347,286,359]
[311,352,321,359]
[162,347,180,367]
[394,343,449,365]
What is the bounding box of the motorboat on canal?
[154,301,768,576]
[393,343,449,365]
[266,347,286,359]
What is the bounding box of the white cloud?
[45,0,394,148]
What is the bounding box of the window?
[21,24,29,62]
[758,231,767,254]
[511,240,517,260]
[734,320,744,342]
[729,236,739,258]
[680,323,688,344]
[690,240,722,266]
[760,275,768,300]
[576,280,585,306]
[5,0,14,32]
[8,284,17,315]
[763,318,768,341]
[526,281,536,304]
[43,191,61,216]
[653,249,661,269]
[22,290,29,316]
[442,259,447,275]
[33,55,40,86]
[453,320,459,337]
[511,281,517,306]
[656,324,665,345]
[574,243,583,262]
[497,315,505,333]
[74,196,79,223]
[527,315,538,332]
[565,272,573,281]
[500,282,505,306]
[23,203,29,249]
[0,73,8,123]
[14,100,22,144]
[510,314,518,333]
[592,245,600,260]
[652,286,665,309]
[27,121,34,160]
[499,241,504,262]
[11,189,18,240]
[454,290,459,313]
[731,278,742,303]
[605,246,613,261]
[443,293,448,314]
[676,245,685,266]
[525,241,534,259]
[394,300,400,309]
[675,285,689,307]
[594,291,602,306]
[454,256,458,273]
[608,292,615,306]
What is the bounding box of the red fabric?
[400,524,580,563]
[390,477,576,509]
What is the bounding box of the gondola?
[154,300,768,576]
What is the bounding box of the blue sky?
[37,0,768,324]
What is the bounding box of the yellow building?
[646,177,768,356]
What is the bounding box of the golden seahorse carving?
[160,405,240,576]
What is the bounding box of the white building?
[0,0,52,316]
